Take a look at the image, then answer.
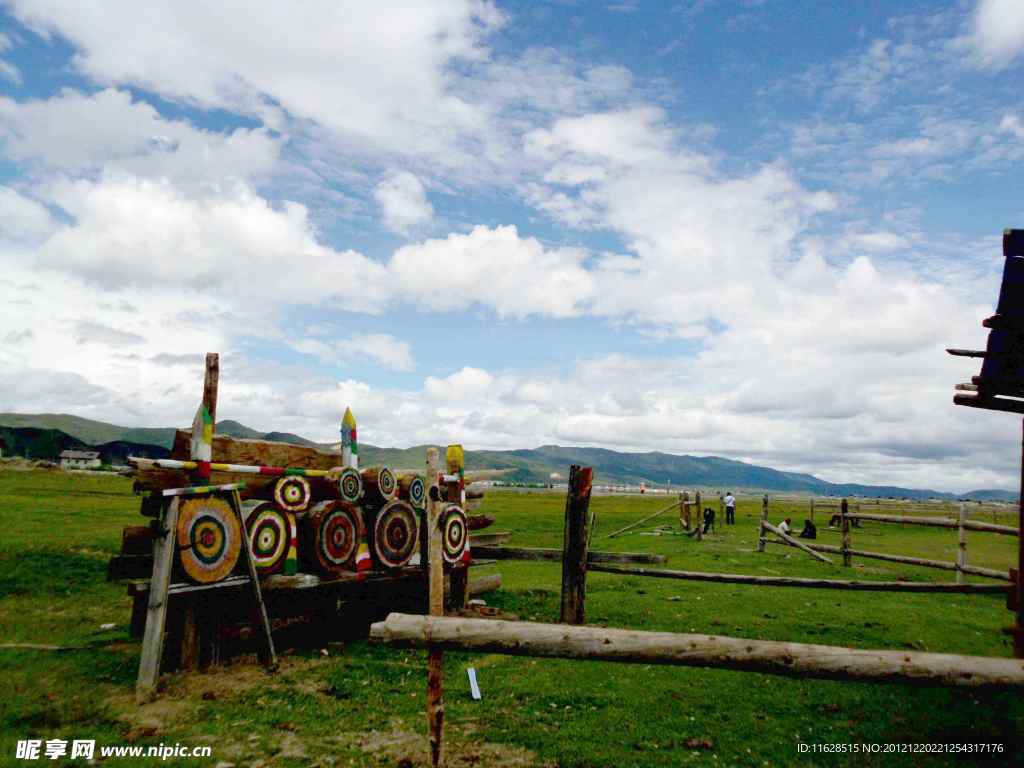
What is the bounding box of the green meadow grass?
[0,469,1021,766]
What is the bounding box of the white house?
[59,450,101,469]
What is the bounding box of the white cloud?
[373,171,433,234]
[7,0,504,167]
[0,185,54,243]
[1000,113,1024,140]
[292,333,415,373]
[0,88,279,187]
[388,224,595,319]
[963,0,1024,70]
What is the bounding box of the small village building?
[59,450,101,469]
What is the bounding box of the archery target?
[305,501,364,573]
[177,496,242,584]
[371,500,418,569]
[440,504,469,564]
[336,466,363,503]
[247,503,290,574]
[362,466,398,504]
[399,474,426,508]
[273,476,312,512]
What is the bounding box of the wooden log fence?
[605,500,678,538]
[471,545,666,565]
[587,564,1008,594]
[762,521,833,564]
[371,613,1024,689]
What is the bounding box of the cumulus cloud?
[291,333,415,373]
[963,0,1024,70]
[388,224,594,318]
[373,171,433,234]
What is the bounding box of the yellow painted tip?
[445,444,465,472]
[342,407,356,428]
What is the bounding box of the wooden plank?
[469,532,511,546]
[233,490,276,669]
[136,497,180,700]
[954,393,1024,416]
[470,545,666,565]
[762,521,833,564]
[588,564,1009,594]
[370,614,1024,689]
[560,465,594,625]
[605,500,677,538]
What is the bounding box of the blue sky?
[1,0,1023,491]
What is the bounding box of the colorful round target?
[371,500,418,569]
[336,466,363,503]
[361,466,398,505]
[398,474,426,508]
[440,504,469,564]
[176,496,241,584]
[247,502,290,574]
[272,475,312,512]
[304,500,364,573]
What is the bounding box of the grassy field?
[0,468,1022,767]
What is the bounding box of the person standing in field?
[724,491,736,525]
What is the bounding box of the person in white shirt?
[778,517,793,536]
[724,492,736,525]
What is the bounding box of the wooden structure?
[109,354,483,694]
[947,228,1024,655]
[560,465,594,624]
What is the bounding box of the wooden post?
[425,448,444,768]
[560,465,594,625]
[810,497,815,524]
[1015,419,1024,658]
[136,497,181,701]
[203,352,219,425]
[957,503,967,585]
[841,498,851,567]
[695,491,703,541]
[757,495,768,552]
[718,493,724,525]
[679,491,688,531]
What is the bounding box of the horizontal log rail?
[765,539,1012,581]
[588,564,1009,594]
[370,613,1024,689]
[846,512,1019,536]
[761,521,833,564]
[470,545,666,565]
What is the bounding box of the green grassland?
[0,469,1022,767]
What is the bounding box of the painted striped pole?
[128,457,335,478]
[342,407,358,470]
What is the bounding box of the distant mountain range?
[0,412,1017,502]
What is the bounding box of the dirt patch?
[351,729,552,768]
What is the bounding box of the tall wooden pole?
[841,498,851,567]
[757,495,768,552]
[1015,420,1024,658]
[810,497,815,524]
[560,465,594,625]
[957,503,967,585]
[679,491,688,531]
[203,353,219,426]
[425,448,444,768]
[695,491,703,541]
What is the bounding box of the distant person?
[778,517,793,536]
[724,492,736,525]
[799,519,817,539]
[703,507,715,534]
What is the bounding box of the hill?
[0,413,1016,501]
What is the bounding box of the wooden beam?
[605,500,678,538]
[370,614,1024,689]
[468,573,502,597]
[955,393,1024,416]
[762,521,833,564]
[136,497,180,701]
[471,545,666,565]
[588,564,1009,593]
[560,465,594,625]
[848,512,1019,536]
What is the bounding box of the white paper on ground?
[467,667,481,700]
